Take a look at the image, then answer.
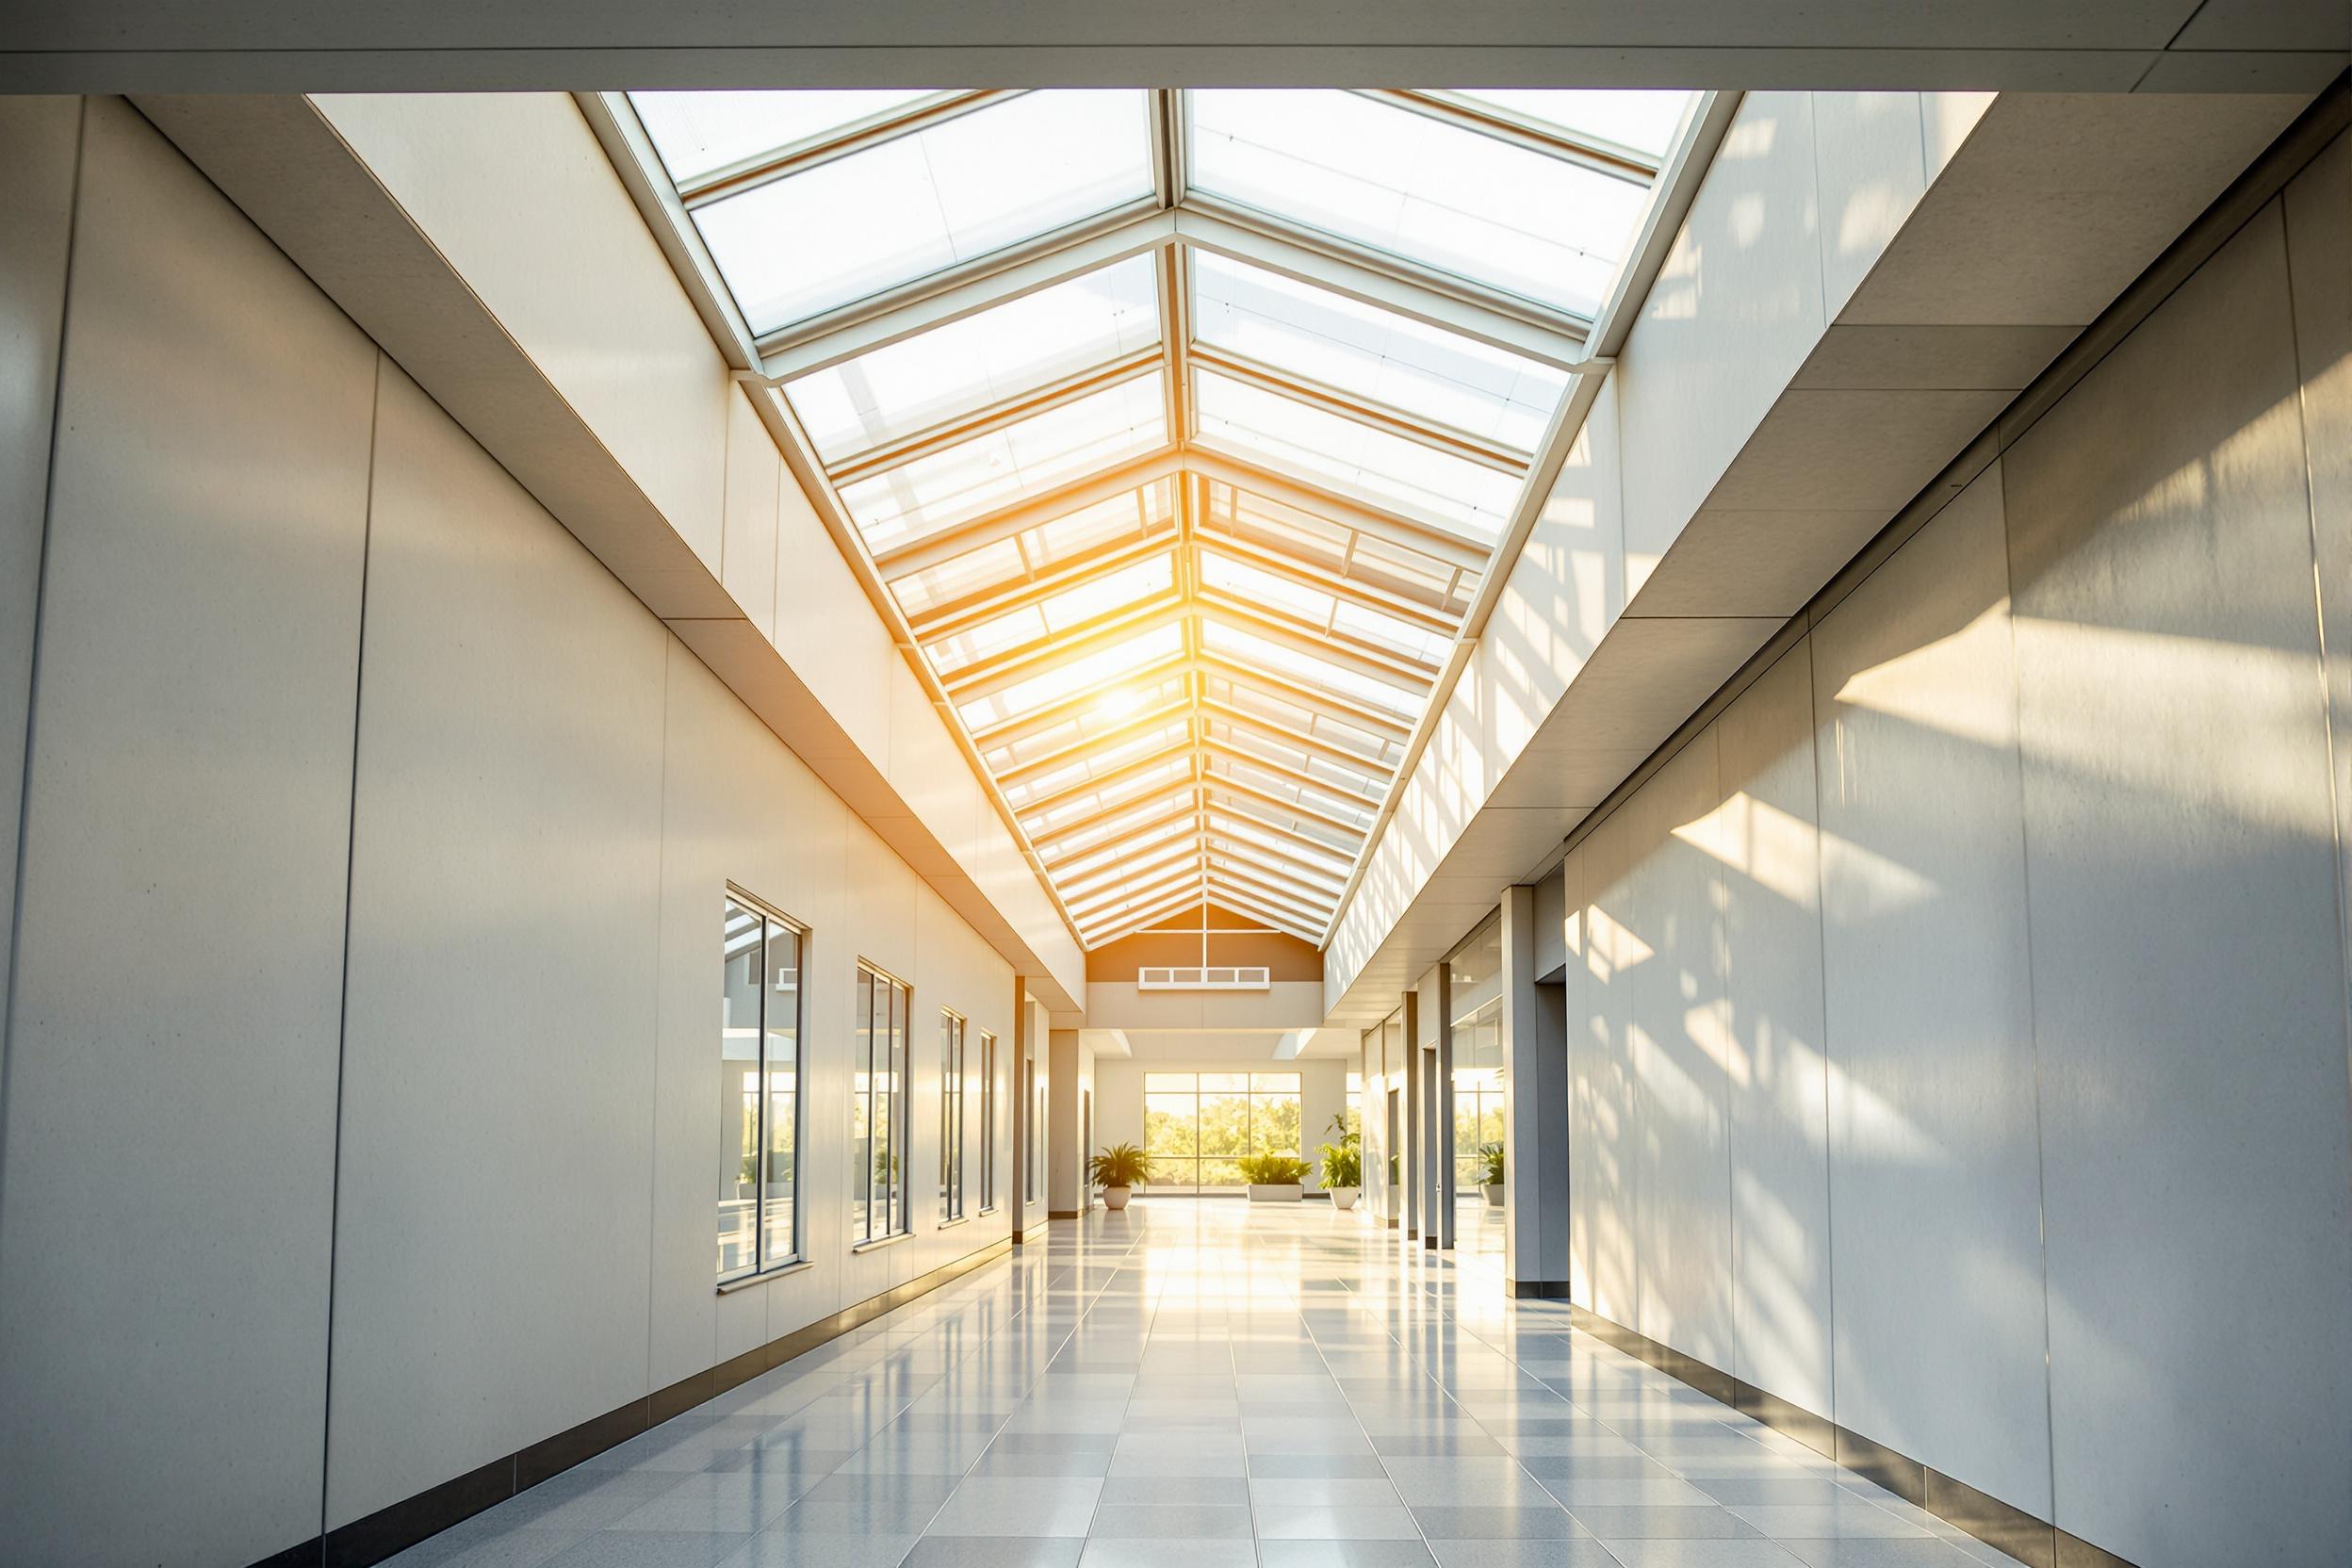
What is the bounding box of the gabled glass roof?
[621,86,1697,948]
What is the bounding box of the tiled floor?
[389,1200,2029,1568]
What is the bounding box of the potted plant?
[1087,1143,1150,1210]
[1316,1114,1362,1211]
[1240,1153,1309,1201]
[1478,1141,1506,1207]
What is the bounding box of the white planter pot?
[1102,1186,1132,1210]
[1483,1184,1505,1207]
[1328,1185,1359,1211]
[1248,1184,1304,1202]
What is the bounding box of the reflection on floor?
[390,1199,2028,1567]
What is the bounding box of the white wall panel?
[2005,201,2352,1568]
[1618,92,1824,598]
[0,94,78,1109]
[1809,91,1927,319]
[1810,466,2051,1514]
[2284,131,2351,1097]
[721,384,780,637]
[327,363,668,1528]
[0,97,375,1566]
[1714,643,1834,1417]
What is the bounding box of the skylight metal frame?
[591,85,1724,951]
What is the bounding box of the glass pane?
[1150,1156,1197,1189]
[1193,368,1521,541]
[852,968,873,1241]
[1145,1092,1199,1155]
[1201,620,1419,720]
[761,920,800,1265]
[841,375,1167,556]
[694,90,1156,332]
[1144,1072,1198,1092]
[1199,1159,1246,1190]
[1192,252,1568,450]
[790,255,1162,464]
[634,90,944,185]
[719,899,763,1278]
[1449,89,1693,159]
[1250,1086,1301,1154]
[1189,89,1654,318]
[928,554,1174,677]
[1198,1089,1251,1157]
[1199,549,1331,629]
[887,980,908,1233]
[958,622,1183,731]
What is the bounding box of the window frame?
[939,1008,968,1222]
[854,959,914,1246]
[718,888,808,1286]
[979,1030,999,1213]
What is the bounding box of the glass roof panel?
[1023,752,1193,837]
[1208,790,1360,858]
[789,255,1162,464]
[890,537,1024,621]
[1205,812,1353,874]
[694,90,1155,333]
[957,622,1183,731]
[1191,252,1568,451]
[1192,369,1522,540]
[1448,90,1693,159]
[926,554,1175,677]
[1201,621,1418,720]
[1033,784,1192,861]
[633,90,944,185]
[984,668,1190,776]
[841,375,1167,555]
[1331,599,1450,665]
[1198,549,1332,629]
[1188,89,1653,318]
[1204,675,1397,769]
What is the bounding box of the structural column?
[1501,884,1570,1295]
[1423,962,1455,1250]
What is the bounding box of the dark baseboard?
[1566,1303,2124,1568]
[1505,1278,1571,1301]
[273,1235,1014,1568]
[1048,1208,1082,1218]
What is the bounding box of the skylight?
[610,85,1699,948]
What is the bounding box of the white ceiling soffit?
[5,3,2344,92]
[587,85,1734,952]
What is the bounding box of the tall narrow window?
[856,962,912,1243]
[939,1011,967,1221]
[979,1032,997,1212]
[719,893,804,1281]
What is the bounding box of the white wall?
[1565,128,2352,1567]
[0,99,1021,1564]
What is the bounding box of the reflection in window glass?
[940,1012,966,1220]
[1192,369,1522,541]
[1189,89,1652,318]
[1192,253,1568,451]
[856,963,912,1243]
[980,1031,997,1211]
[790,256,1162,463]
[719,896,803,1280]
[694,90,1156,333]
[1447,916,1505,1200]
[635,90,945,185]
[841,375,1167,557]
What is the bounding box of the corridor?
[391,1203,2023,1568]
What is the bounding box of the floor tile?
[1574,1504,1767,1539]
[1407,1505,1590,1538]
[900,1540,1083,1568]
[719,1534,918,1568]
[1728,1504,1930,1540]
[1254,1502,1425,1540]
[1426,1544,1625,1568]
[1076,1542,1256,1568]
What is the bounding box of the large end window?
[720,894,804,1281]
[854,963,912,1243]
[940,1011,968,1221]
